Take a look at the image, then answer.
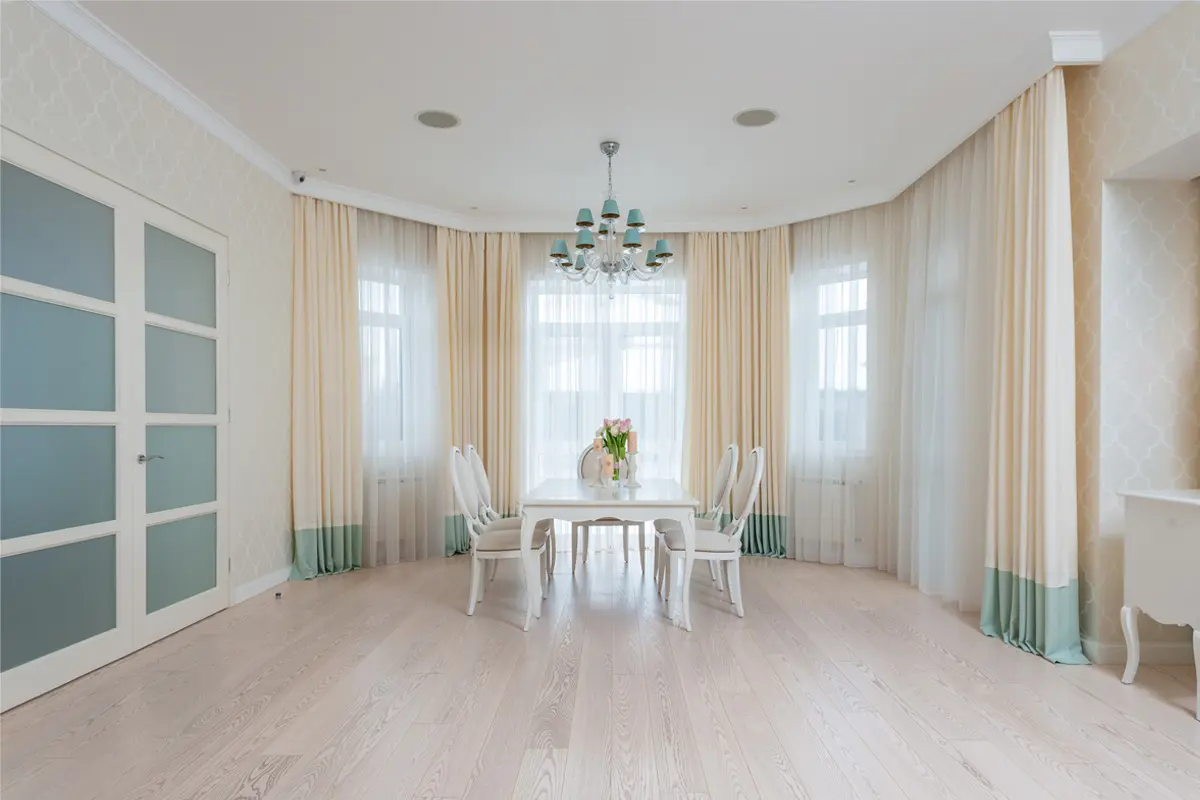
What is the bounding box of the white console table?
[1119,489,1199,721]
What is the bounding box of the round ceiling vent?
[416,110,461,129]
[734,108,778,128]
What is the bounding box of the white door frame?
[0,130,230,711]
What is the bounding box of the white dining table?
[517,478,700,631]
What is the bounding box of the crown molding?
[1049,31,1104,65]
[34,1,293,187]
[293,178,470,230]
[28,1,890,233]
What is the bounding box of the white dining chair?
[466,444,556,579]
[654,443,737,596]
[572,446,646,573]
[657,446,764,624]
[449,447,550,625]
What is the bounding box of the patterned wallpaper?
[1,3,295,589]
[1065,1,1200,659]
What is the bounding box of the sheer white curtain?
[521,233,687,491]
[789,124,995,611]
[358,211,445,563]
[883,123,996,610]
[789,207,884,566]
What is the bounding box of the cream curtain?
[437,228,522,553]
[290,196,363,579]
[359,211,444,564]
[982,68,1086,663]
[685,228,790,556]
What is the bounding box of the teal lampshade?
[646,247,661,267]
[576,228,595,249]
[550,239,570,259]
[626,208,645,229]
[575,208,594,228]
[601,198,620,219]
[654,239,674,259]
[574,254,587,271]
[598,222,612,237]
[622,228,641,248]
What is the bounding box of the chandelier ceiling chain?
[550,141,674,299]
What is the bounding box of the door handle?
[137,454,165,464]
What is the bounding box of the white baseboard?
[232,566,291,605]
[1083,636,1196,666]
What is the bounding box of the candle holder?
[624,452,642,488]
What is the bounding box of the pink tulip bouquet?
[594,417,637,464]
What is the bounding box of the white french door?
[0,131,229,711]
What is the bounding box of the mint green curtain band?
[741,513,788,557]
[980,568,1088,664]
[696,511,788,558]
[290,525,362,580]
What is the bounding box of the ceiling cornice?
[1049,31,1104,65]
[27,0,847,232]
[292,178,469,230]
[31,1,478,229]
[30,3,1114,233]
[33,1,293,187]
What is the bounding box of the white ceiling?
[82,0,1175,231]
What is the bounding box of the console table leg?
[1120,605,1140,684]
[1193,629,1199,722]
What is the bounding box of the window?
[359,279,407,448]
[523,269,686,489]
[814,263,868,451]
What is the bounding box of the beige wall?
[1065,2,1200,661]
[1,3,295,592]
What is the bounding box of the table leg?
[1193,629,1199,721]
[522,516,539,632]
[639,525,646,573]
[571,523,578,575]
[1120,605,1140,684]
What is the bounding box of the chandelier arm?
[630,262,664,279]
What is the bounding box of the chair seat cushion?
[476,519,550,551]
[653,517,721,534]
[486,516,549,530]
[655,518,738,553]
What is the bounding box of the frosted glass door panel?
[146,513,217,614]
[0,161,115,301]
[1,294,115,411]
[146,426,216,513]
[1,535,117,671]
[145,225,216,327]
[145,326,216,414]
[1,426,116,539]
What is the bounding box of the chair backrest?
[724,446,765,542]
[465,444,494,516]
[710,444,739,515]
[578,445,605,480]
[448,447,484,544]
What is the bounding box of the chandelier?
[550,141,674,298]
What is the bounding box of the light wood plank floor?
[3,542,1198,800]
